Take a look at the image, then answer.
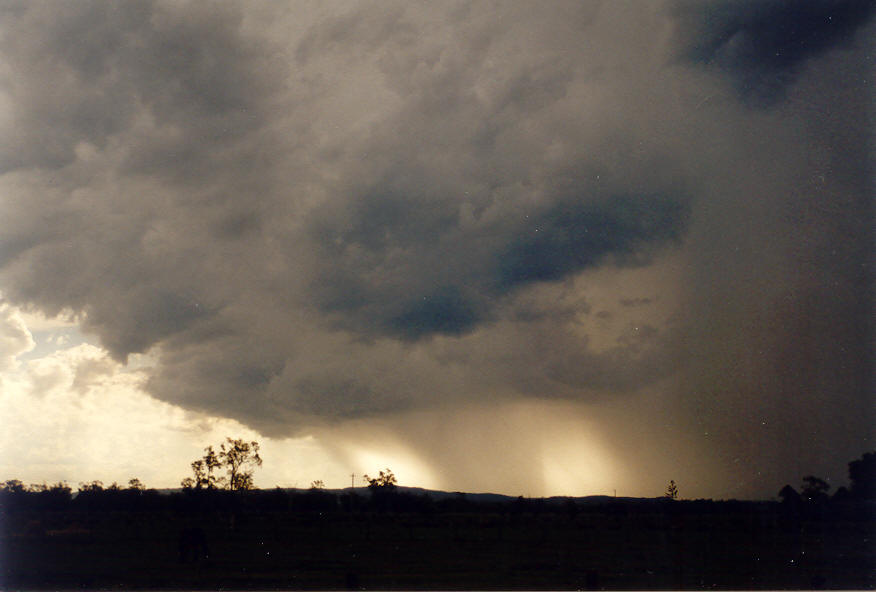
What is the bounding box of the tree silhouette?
[831,485,850,502]
[219,438,262,491]
[181,438,262,491]
[665,480,679,500]
[78,480,104,493]
[364,468,398,512]
[182,446,224,489]
[364,468,397,490]
[178,526,210,563]
[801,475,830,503]
[848,451,875,500]
[3,479,25,493]
[778,484,800,505]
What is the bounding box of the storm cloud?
[673,0,875,103]
[0,1,872,497]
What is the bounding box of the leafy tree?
[364,468,398,513]
[364,468,397,490]
[219,438,262,491]
[310,480,325,490]
[51,481,72,494]
[78,480,104,493]
[778,484,800,504]
[801,475,830,503]
[127,478,145,491]
[182,438,262,491]
[43,481,73,508]
[848,451,876,500]
[665,480,679,500]
[182,445,225,490]
[832,485,850,502]
[2,479,25,493]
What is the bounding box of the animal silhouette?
[178,526,210,563]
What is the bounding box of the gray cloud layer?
[0,0,872,496]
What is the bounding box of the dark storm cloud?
[0,0,283,360]
[0,2,146,170]
[0,1,872,497]
[673,0,876,103]
[310,180,688,341]
[388,286,481,340]
[0,1,275,174]
[497,194,689,289]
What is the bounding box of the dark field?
[2,492,874,590]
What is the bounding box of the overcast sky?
[0,0,873,499]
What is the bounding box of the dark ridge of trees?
[1,482,866,519]
[3,451,874,516]
[772,451,876,512]
[0,480,72,511]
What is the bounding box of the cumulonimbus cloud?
[0,1,872,497]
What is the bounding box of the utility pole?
[351,473,355,490]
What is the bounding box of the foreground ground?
[2,497,873,589]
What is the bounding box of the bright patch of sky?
[0,301,353,490]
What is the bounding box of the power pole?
[351,473,355,490]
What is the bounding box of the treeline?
[0,482,498,515]
[3,451,873,516]
[1,482,872,518]
[776,451,876,506]
[0,481,731,515]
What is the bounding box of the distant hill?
[148,485,665,505]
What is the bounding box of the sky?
[0,0,873,500]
